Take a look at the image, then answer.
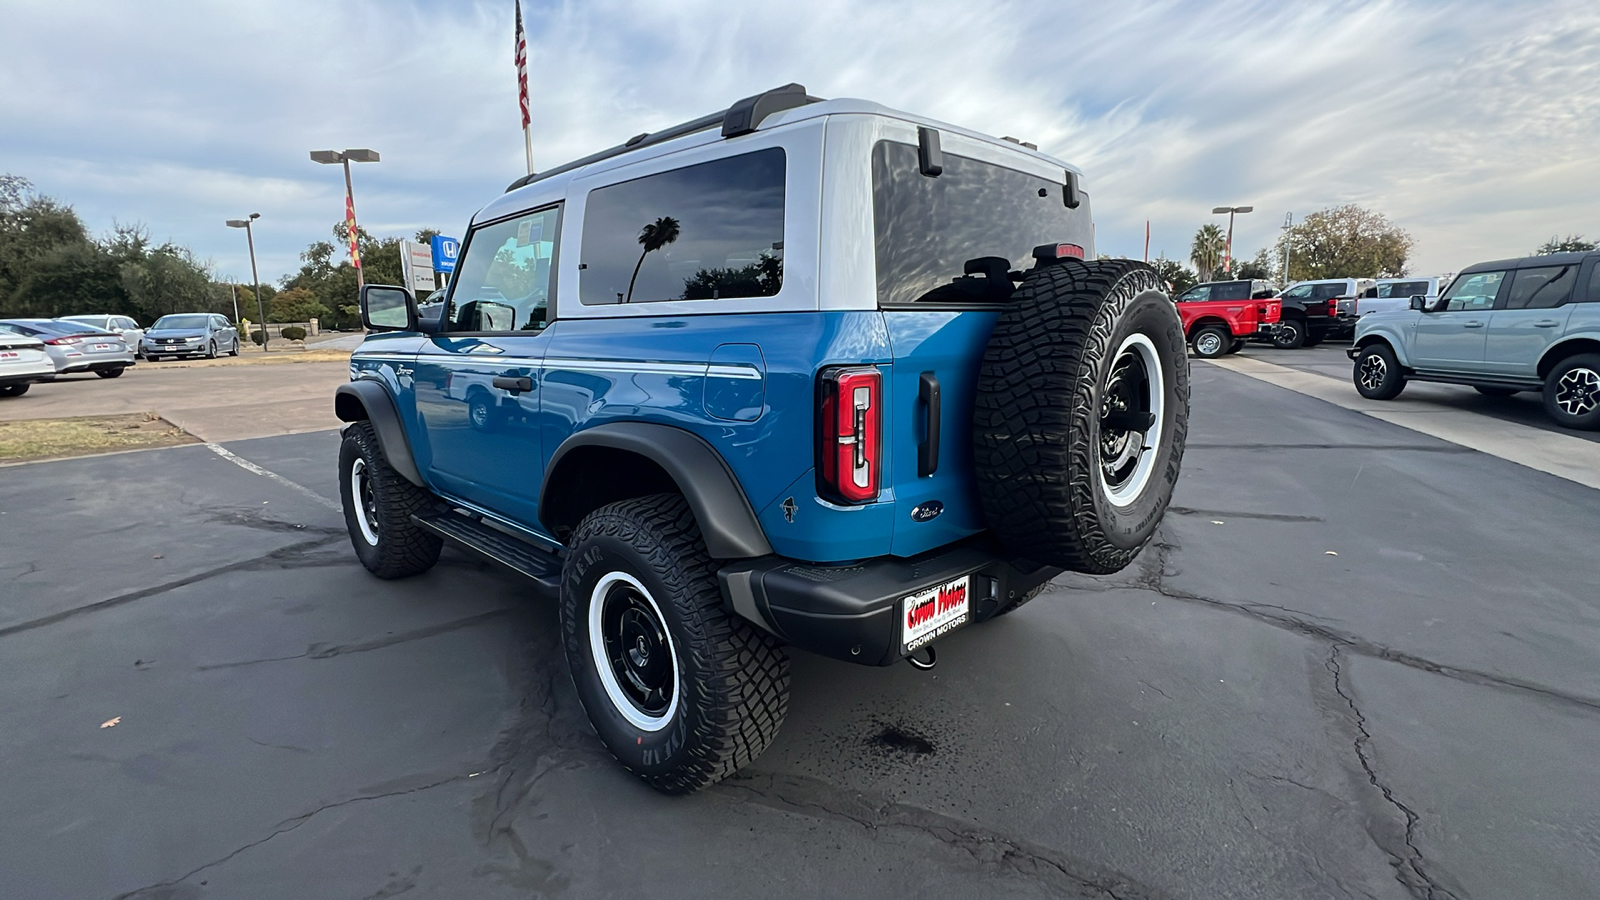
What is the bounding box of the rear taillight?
[1031,242,1086,262]
[45,336,84,345]
[817,366,881,504]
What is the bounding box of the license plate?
[93,343,112,351]
[900,575,971,655]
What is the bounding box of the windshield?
[152,315,210,330]
[65,315,112,329]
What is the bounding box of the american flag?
[514,1,530,130]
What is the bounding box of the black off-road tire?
[1542,353,1600,430]
[338,421,442,578]
[1190,326,1230,359]
[0,384,30,397]
[973,260,1190,575]
[1273,318,1306,349]
[1474,386,1519,398]
[560,494,789,794]
[96,367,125,378]
[1352,343,1406,400]
[147,355,161,362]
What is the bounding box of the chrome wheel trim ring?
[588,571,680,732]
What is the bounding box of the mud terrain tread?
[974,260,1184,574]
[343,421,442,578]
[563,493,789,793]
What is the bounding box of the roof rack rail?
[505,83,821,193]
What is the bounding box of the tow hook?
[906,646,937,671]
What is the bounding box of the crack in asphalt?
[109,771,481,900]
[1185,442,1472,453]
[1166,506,1324,523]
[1326,645,1460,900]
[1128,539,1600,716]
[717,772,1166,900]
[195,608,517,670]
[0,536,345,641]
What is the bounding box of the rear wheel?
[1273,319,1306,349]
[1543,354,1600,430]
[0,384,29,398]
[1228,338,1246,354]
[1474,386,1519,398]
[339,421,443,578]
[974,260,1189,574]
[96,367,125,379]
[561,494,789,794]
[1190,326,1229,359]
[1353,343,1406,400]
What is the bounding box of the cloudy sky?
[3,0,1597,284]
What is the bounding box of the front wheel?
[206,340,218,359]
[561,494,790,794]
[1273,319,1306,349]
[1353,343,1406,400]
[96,367,125,379]
[229,338,240,356]
[1543,354,1600,430]
[338,422,443,578]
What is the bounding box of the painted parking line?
[205,442,342,512]
[1205,355,1600,491]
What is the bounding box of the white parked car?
[61,314,147,358]
[1336,276,1440,322]
[0,332,56,397]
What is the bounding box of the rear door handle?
[1463,320,1484,328]
[492,375,533,393]
[918,372,940,477]
[1534,320,1560,328]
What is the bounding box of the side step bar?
[411,509,562,594]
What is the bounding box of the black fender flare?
[334,380,425,487]
[540,423,773,559]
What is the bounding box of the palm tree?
[1191,224,1226,281]
[625,216,681,303]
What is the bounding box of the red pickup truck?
[1173,279,1282,358]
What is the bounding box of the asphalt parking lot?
[3,353,1597,899]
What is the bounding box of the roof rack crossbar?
[505,83,820,193]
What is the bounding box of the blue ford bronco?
[336,84,1190,793]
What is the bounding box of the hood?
[146,328,208,338]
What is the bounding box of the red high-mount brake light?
[817,366,881,504]
[1031,242,1086,262]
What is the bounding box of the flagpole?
[515,0,533,176]
[524,126,534,176]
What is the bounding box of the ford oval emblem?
[910,500,944,523]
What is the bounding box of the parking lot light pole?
[1211,206,1253,278]
[310,149,380,291]
[226,214,268,351]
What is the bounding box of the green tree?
[1536,234,1596,255]
[1150,257,1198,295]
[1233,248,1278,282]
[1190,224,1225,282]
[1276,205,1413,281]
[270,286,332,323]
[414,228,441,245]
[626,216,680,303]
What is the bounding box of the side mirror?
[361,285,416,331]
[1410,295,1430,311]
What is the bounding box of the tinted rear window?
[579,148,785,305]
[1505,265,1577,309]
[871,141,1089,306]
[1377,281,1429,298]
[1210,282,1250,301]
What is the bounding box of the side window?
[580,148,785,305]
[1311,283,1345,300]
[1281,284,1312,300]
[1586,264,1600,303]
[1211,282,1249,301]
[1504,265,1577,310]
[1176,286,1209,302]
[1441,271,1505,311]
[446,206,561,332]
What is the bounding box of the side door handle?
[1463,320,1484,328]
[493,375,533,393]
[918,372,940,477]
[1534,320,1560,328]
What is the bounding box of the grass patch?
[0,413,198,463]
[148,347,352,368]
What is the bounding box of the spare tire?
[973,260,1189,574]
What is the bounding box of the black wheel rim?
[599,582,674,718]
[1099,335,1162,506]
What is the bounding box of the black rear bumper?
[717,536,1061,667]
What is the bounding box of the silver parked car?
[0,331,56,397]
[0,319,137,378]
[61,314,147,358]
[141,314,240,360]
[1349,250,1600,429]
